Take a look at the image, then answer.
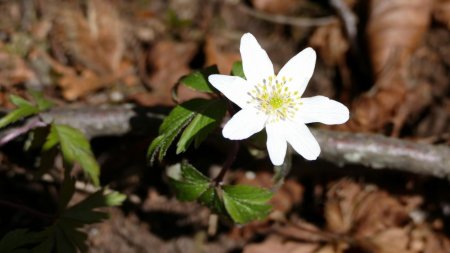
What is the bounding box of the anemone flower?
[208,33,349,165]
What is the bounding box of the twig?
[233,1,338,27]
[1,105,450,179]
[0,117,47,146]
[330,0,357,44]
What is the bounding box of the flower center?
[248,75,302,122]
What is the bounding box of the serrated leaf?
[0,229,40,253]
[63,189,126,223]
[231,61,245,79]
[43,124,100,186]
[24,189,125,253]
[0,95,39,129]
[7,189,126,253]
[198,187,227,216]
[30,90,53,111]
[176,99,226,153]
[10,94,33,107]
[148,100,203,163]
[58,172,76,212]
[169,162,210,201]
[148,99,225,163]
[222,185,272,224]
[181,65,219,93]
[0,92,53,129]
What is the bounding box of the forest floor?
[0,0,449,252]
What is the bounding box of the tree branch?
[1,105,449,178]
[311,129,450,178]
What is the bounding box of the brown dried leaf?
[0,48,36,86]
[309,23,349,67]
[421,227,450,253]
[325,179,422,237]
[243,235,319,253]
[275,218,328,243]
[130,40,201,106]
[367,0,433,76]
[51,0,125,74]
[325,179,365,234]
[359,228,413,253]
[433,0,450,29]
[55,60,134,101]
[250,0,306,15]
[205,35,241,75]
[349,0,433,134]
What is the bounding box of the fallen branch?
[312,129,450,178]
[1,105,449,179]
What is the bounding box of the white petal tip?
[207,74,222,84]
[302,47,316,61]
[241,33,256,41]
[304,153,320,161]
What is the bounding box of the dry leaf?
[51,0,125,74]
[0,48,36,86]
[325,179,422,237]
[243,235,319,253]
[359,228,413,253]
[348,0,433,134]
[433,0,450,29]
[309,22,349,67]
[325,179,364,234]
[275,218,328,243]
[46,0,130,100]
[130,40,201,106]
[250,0,306,15]
[205,35,241,75]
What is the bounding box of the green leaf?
[0,188,125,253]
[180,65,219,93]
[176,99,226,153]
[63,189,126,223]
[58,172,76,212]
[231,61,245,79]
[222,185,272,224]
[198,187,227,217]
[169,162,210,201]
[0,92,53,129]
[148,98,225,163]
[30,90,54,111]
[0,95,39,128]
[0,229,40,253]
[43,124,100,186]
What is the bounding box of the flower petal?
[284,121,320,160]
[277,47,316,96]
[222,108,267,140]
[240,33,274,85]
[295,96,350,125]
[208,74,252,108]
[266,122,287,165]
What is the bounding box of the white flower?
[208,33,349,165]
